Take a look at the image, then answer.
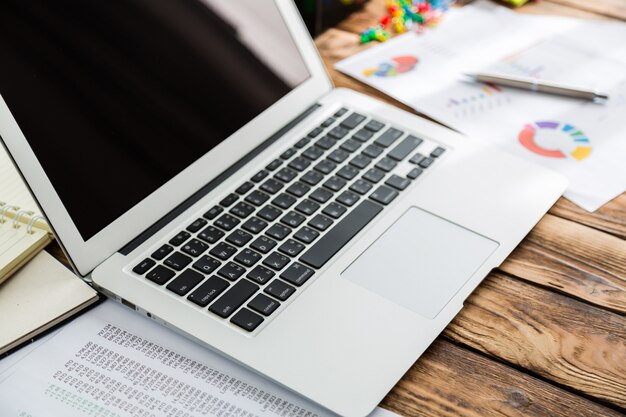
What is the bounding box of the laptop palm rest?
[342,207,499,319]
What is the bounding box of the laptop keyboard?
[131,107,447,333]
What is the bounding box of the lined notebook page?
[0,146,39,213]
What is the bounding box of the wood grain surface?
[314,0,626,415]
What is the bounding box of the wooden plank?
[547,0,626,21]
[518,1,611,19]
[381,339,623,417]
[500,214,626,314]
[444,273,626,410]
[550,195,626,240]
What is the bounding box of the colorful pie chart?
[518,121,592,161]
[363,55,418,77]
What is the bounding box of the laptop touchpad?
[342,207,498,319]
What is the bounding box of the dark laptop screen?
[0,0,310,240]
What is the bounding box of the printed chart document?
[0,301,399,417]
[335,1,626,211]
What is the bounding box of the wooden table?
[314,1,626,416]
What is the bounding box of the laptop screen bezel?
[0,0,332,276]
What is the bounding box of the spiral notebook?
[0,146,52,284]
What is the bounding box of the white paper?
[0,301,400,417]
[335,1,626,211]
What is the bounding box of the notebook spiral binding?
[0,202,49,234]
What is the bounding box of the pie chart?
[518,121,592,161]
[363,55,418,77]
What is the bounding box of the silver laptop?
[0,0,567,415]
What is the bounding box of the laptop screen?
[0,0,310,240]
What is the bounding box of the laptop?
[0,0,567,415]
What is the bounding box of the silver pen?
[465,72,609,102]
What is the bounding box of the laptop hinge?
[119,103,322,256]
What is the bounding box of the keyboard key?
[209,279,259,318]
[409,153,425,165]
[151,244,173,261]
[294,137,310,149]
[188,276,229,307]
[146,265,176,285]
[226,229,253,247]
[230,202,255,218]
[234,249,262,267]
[350,179,373,195]
[375,157,397,172]
[230,308,264,332]
[164,252,192,271]
[288,156,311,172]
[248,294,280,316]
[169,231,191,247]
[419,157,434,169]
[323,176,347,192]
[341,139,361,153]
[209,242,238,260]
[274,168,298,183]
[295,199,320,216]
[250,236,277,254]
[362,144,384,158]
[323,202,347,219]
[186,218,208,233]
[133,258,155,275]
[266,159,283,171]
[293,226,319,244]
[370,185,399,205]
[263,252,290,270]
[246,265,275,285]
[265,224,291,240]
[214,214,240,231]
[315,136,335,150]
[280,148,297,160]
[279,239,305,257]
[241,217,268,234]
[286,182,310,198]
[364,119,385,132]
[328,126,349,140]
[281,211,306,228]
[340,112,366,129]
[181,238,209,257]
[245,190,270,206]
[308,214,333,231]
[251,170,269,183]
[300,200,382,269]
[203,205,223,220]
[260,179,284,195]
[336,191,360,207]
[334,107,348,117]
[388,135,423,161]
[349,154,371,169]
[328,149,349,163]
[198,225,224,244]
[407,167,423,179]
[314,159,336,174]
[235,181,254,194]
[272,193,297,209]
[192,255,222,274]
[353,128,373,142]
[220,193,239,207]
[431,146,446,158]
[363,168,385,184]
[301,170,323,186]
[375,128,403,148]
[257,205,282,222]
[385,174,411,191]
[336,165,359,180]
[264,279,296,301]
[218,262,246,281]
[308,127,323,138]
[302,146,324,161]
[166,269,204,296]
[310,188,333,204]
[322,117,336,127]
[280,262,314,287]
